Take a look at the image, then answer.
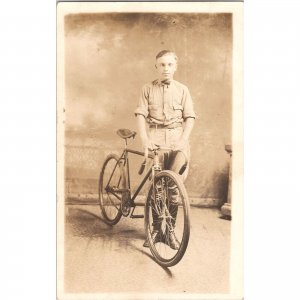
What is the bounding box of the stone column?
[221,145,232,218]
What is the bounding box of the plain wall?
[64,13,232,204]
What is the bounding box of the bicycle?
[98,128,190,267]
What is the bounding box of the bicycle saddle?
[116,128,137,139]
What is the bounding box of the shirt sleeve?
[182,86,196,119]
[134,84,149,118]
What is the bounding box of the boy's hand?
[142,137,155,151]
[173,137,188,151]
[142,138,155,159]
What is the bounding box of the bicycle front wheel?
[98,154,123,225]
[144,170,190,267]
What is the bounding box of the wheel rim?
[100,156,123,222]
[146,173,189,264]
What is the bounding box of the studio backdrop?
[64,12,232,206]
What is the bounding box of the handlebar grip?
[138,159,146,175]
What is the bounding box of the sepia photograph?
[3,1,300,300]
[57,2,243,299]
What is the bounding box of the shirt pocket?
[173,104,183,110]
[149,104,160,118]
[173,104,183,118]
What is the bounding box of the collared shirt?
[134,79,196,125]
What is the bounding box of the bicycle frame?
[120,148,153,205]
[104,137,172,218]
[104,147,155,211]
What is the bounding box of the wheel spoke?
[105,191,120,210]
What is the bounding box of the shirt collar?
[158,79,173,87]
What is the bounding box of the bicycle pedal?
[130,214,144,219]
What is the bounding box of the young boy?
[135,50,196,249]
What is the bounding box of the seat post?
[124,138,128,149]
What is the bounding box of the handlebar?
[138,145,174,175]
[151,145,174,151]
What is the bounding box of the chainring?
[121,191,131,217]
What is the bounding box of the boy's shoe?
[168,231,180,250]
[143,230,160,248]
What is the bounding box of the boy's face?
[155,54,177,81]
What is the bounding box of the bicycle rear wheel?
[144,170,190,267]
[99,154,124,225]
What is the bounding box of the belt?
[149,122,182,129]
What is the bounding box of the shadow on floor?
[66,207,146,240]
[65,206,174,275]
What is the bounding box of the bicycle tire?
[144,170,190,267]
[98,154,123,225]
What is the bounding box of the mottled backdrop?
[64,13,232,204]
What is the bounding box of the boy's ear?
[155,64,157,69]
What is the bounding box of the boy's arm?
[173,117,195,151]
[173,85,196,150]
[137,114,155,150]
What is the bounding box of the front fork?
[151,153,168,219]
[152,152,162,198]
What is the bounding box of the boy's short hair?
[156,50,178,61]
